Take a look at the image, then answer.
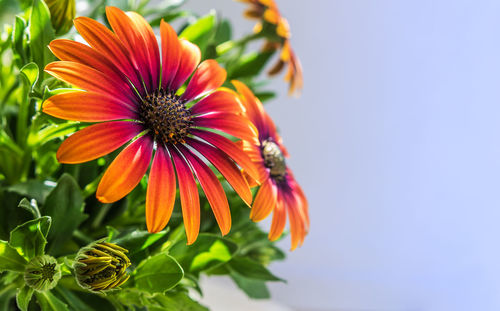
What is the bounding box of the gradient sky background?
[183,1,500,310]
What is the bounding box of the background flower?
[233,80,309,250]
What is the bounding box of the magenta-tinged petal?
[186,137,253,206]
[170,39,201,91]
[190,129,260,182]
[170,146,200,244]
[181,60,227,102]
[190,89,243,116]
[177,144,231,236]
[146,146,176,233]
[192,113,258,143]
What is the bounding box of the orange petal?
[96,134,153,203]
[190,88,243,116]
[177,144,231,236]
[56,121,142,164]
[45,61,134,103]
[231,80,266,131]
[170,146,200,245]
[146,146,176,233]
[190,129,261,183]
[73,16,145,94]
[192,113,258,144]
[250,178,277,221]
[160,20,181,90]
[287,194,306,251]
[106,7,160,92]
[170,39,201,91]
[268,191,286,241]
[187,138,253,206]
[181,60,227,102]
[49,39,135,95]
[43,91,137,122]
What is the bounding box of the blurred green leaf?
[28,122,81,148]
[19,62,39,90]
[9,216,51,260]
[0,240,27,272]
[9,182,54,205]
[54,286,92,311]
[42,174,87,255]
[133,253,184,294]
[229,271,270,299]
[255,91,276,103]
[12,16,27,66]
[150,291,209,311]
[214,19,232,45]
[229,50,274,79]
[169,233,238,274]
[228,257,283,281]
[179,12,216,55]
[16,286,33,311]
[29,0,55,77]
[35,291,69,311]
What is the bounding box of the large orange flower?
[43,7,260,244]
[233,80,309,250]
[236,0,303,95]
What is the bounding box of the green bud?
[24,255,61,292]
[43,0,76,35]
[74,240,131,292]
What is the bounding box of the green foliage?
[133,253,184,294]
[0,240,28,272]
[16,286,34,311]
[9,216,51,259]
[42,174,87,255]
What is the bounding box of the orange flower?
[236,0,303,95]
[43,7,260,244]
[233,80,309,250]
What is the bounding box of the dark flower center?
[139,89,192,144]
[261,139,287,181]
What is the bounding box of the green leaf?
[112,229,169,255]
[179,12,216,54]
[29,0,55,76]
[150,291,209,311]
[214,19,232,45]
[12,16,27,66]
[17,197,42,218]
[10,182,54,206]
[169,234,238,274]
[228,257,283,281]
[229,272,270,299]
[229,50,274,79]
[53,287,92,311]
[20,62,39,89]
[190,239,232,272]
[9,217,51,260]
[16,286,34,311]
[42,174,87,255]
[0,240,28,272]
[35,291,69,311]
[133,253,184,294]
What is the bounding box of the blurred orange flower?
[236,0,303,96]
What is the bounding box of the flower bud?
[74,240,131,292]
[24,255,61,292]
[43,0,76,34]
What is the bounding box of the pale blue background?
[185,1,500,310]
